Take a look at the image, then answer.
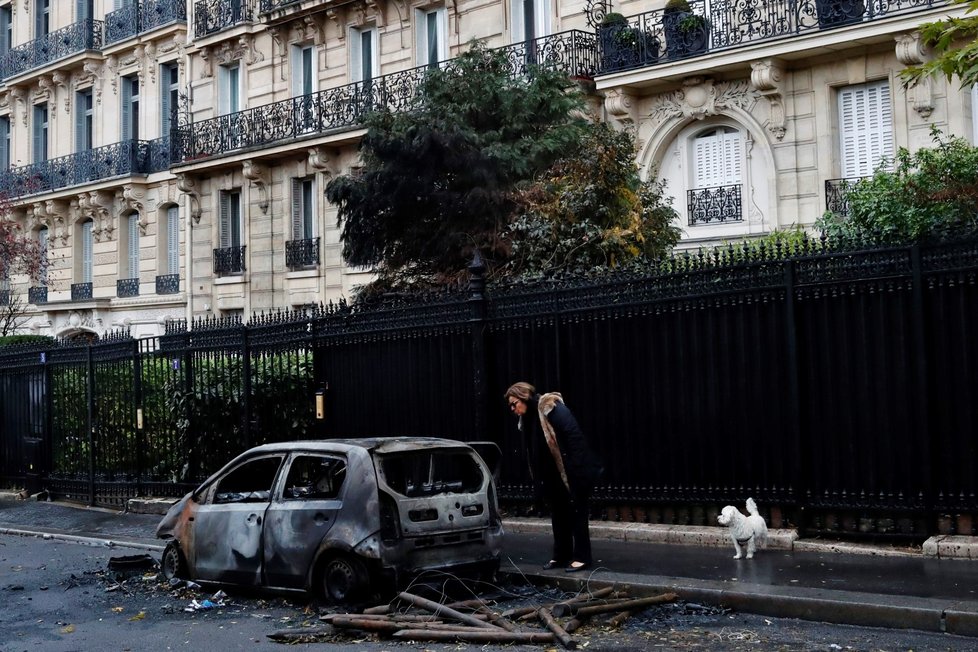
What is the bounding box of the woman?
[505,381,602,572]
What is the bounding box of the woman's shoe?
[565,561,590,572]
[542,560,566,570]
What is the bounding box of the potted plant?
[598,12,659,72]
[814,0,866,28]
[663,0,709,59]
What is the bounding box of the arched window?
[688,126,744,225]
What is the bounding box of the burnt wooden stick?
[362,604,391,615]
[550,587,620,616]
[501,586,617,619]
[567,593,678,619]
[267,626,333,640]
[330,616,403,633]
[502,605,538,619]
[394,629,556,644]
[564,617,584,634]
[395,621,492,632]
[552,597,634,618]
[320,613,393,622]
[397,591,499,630]
[443,597,489,610]
[477,607,517,632]
[538,607,579,650]
[608,609,633,627]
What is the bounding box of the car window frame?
[280,452,349,502]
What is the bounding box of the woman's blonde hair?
[504,382,536,401]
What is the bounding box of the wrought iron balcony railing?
[687,184,743,225]
[195,0,253,38]
[0,19,104,79]
[28,286,48,305]
[105,0,187,45]
[214,246,246,276]
[172,29,597,163]
[156,274,180,294]
[286,237,320,269]
[71,282,93,301]
[825,176,868,218]
[117,278,140,297]
[599,0,943,74]
[259,0,301,11]
[0,139,164,200]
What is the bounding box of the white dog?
[717,497,768,559]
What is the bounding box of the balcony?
[598,0,944,74]
[105,0,187,46]
[71,282,93,301]
[195,0,253,39]
[259,0,300,11]
[28,286,48,305]
[825,177,867,218]
[0,19,104,80]
[286,237,320,270]
[214,246,246,276]
[687,184,742,225]
[172,30,597,164]
[117,278,140,298]
[156,274,180,294]
[0,139,169,200]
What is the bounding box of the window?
[219,64,241,115]
[284,456,347,500]
[838,80,894,177]
[80,220,94,284]
[0,116,9,169]
[416,7,447,67]
[0,6,12,57]
[126,213,140,279]
[32,105,48,164]
[291,44,316,97]
[165,205,179,275]
[160,63,179,138]
[379,450,485,497]
[213,456,283,504]
[75,90,93,152]
[37,227,48,284]
[121,75,140,141]
[77,0,94,21]
[36,0,50,38]
[350,27,377,82]
[292,177,315,241]
[219,189,243,249]
[692,127,743,190]
[511,0,549,43]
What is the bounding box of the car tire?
[320,555,367,604]
[161,541,187,581]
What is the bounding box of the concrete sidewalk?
[3,493,978,638]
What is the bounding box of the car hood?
[156,492,192,539]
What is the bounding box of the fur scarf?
[537,392,571,492]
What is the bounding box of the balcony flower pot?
[598,12,659,72]
[663,0,708,59]
[815,0,866,28]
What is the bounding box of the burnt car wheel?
[320,555,367,603]
[161,541,187,581]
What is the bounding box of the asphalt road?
[3,533,977,651]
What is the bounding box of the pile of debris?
[269,587,678,648]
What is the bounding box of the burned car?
[156,438,503,602]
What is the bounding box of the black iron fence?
[687,184,743,225]
[2,238,978,538]
[105,0,187,45]
[194,0,253,38]
[0,19,104,79]
[598,0,943,73]
[0,140,165,200]
[825,177,868,217]
[259,0,301,12]
[172,30,597,164]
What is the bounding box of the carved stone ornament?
[307,146,336,175]
[36,76,57,118]
[116,184,149,234]
[32,200,69,246]
[9,87,27,125]
[649,77,760,124]
[299,15,327,46]
[750,59,786,140]
[52,71,70,113]
[895,32,933,119]
[326,8,345,40]
[80,190,116,242]
[362,0,385,27]
[241,34,263,66]
[603,87,637,125]
[80,61,103,105]
[144,42,157,84]
[242,160,271,214]
[176,174,202,225]
[0,89,8,109]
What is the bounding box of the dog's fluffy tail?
[746,497,759,516]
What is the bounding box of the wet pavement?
[3,495,978,637]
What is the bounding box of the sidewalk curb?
[500,567,978,637]
[0,526,165,554]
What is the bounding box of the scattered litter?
[184,597,225,612]
[60,624,75,634]
[142,574,158,582]
[129,611,146,621]
[111,607,124,613]
[108,554,156,572]
[211,590,228,601]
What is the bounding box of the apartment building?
[0,0,974,337]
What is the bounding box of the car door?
[191,454,283,586]
[262,453,347,589]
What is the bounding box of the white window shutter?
[128,214,140,278]
[38,227,48,283]
[291,178,302,240]
[693,127,742,189]
[81,221,93,283]
[167,206,179,275]
[839,81,893,177]
[219,192,231,248]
